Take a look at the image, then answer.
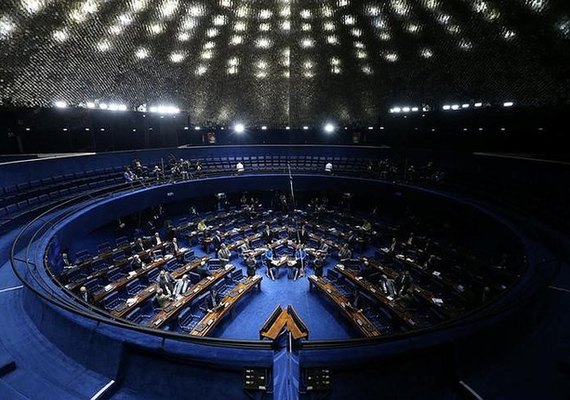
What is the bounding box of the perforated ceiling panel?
[0,0,568,125]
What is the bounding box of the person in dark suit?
[134,238,146,253]
[156,270,175,297]
[313,255,324,277]
[153,232,162,246]
[174,274,191,297]
[245,254,257,277]
[131,254,145,270]
[379,274,397,297]
[338,243,352,261]
[300,225,309,243]
[205,289,221,312]
[261,225,273,244]
[396,271,413,296]
[211,231,223,252]
[349,289,362,311]
[217,243,231,264]
[264,248,276,280]
[154,288,170,308]
[79,286,93,303]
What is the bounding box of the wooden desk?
[146,264,235,329]
[110,256,210,318]
[92,250,188,303]
[189,275,262,337]
[308,275,379,338]
[64,243,168,292]
[259,305,309,341]
[361,257,459,320]
[334,265,418,328]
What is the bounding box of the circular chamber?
[42,176,528,344]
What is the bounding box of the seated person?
[79,286,93,303]
[156,270,175,298]
[396,271,413,296]
[170,237,180,254]
[134,237,146,253]
[205,289,222,312]
[319,239,329,256]
[174,274,191,297]
[131,254,146,270]
[379,274,397,297]
[338,243,352,261]
[62,250,75,271]
[197,219,207,233]
[348,289,362,311]
[217,243,231,264]
[212,231,223,252]
[263,248,277,281]
[154,288,171,309]
[124,167,136,183]
[313,255,324,277]
[297,225,308,244]
[245,254,257,277]
[153,232,162,246]
[362,220,372,232]
[388,237,397,254]
[239,238,251,256]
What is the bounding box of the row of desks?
[190,275,263,337]
[362,257,459,320]
[308,275,380,338]
[147,264,235,329]
[334,265,418,329]
[64,242,169,292]
[111,256,210,318]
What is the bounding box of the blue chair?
[230,269,244,282]
[102,292,123,311]
[126,279,146,296]
[125,307,143,323]
[84,279,102,293]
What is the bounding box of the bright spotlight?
[194,126,201,130]
[99,103,108,110]
[234,123,245,133]
[474,102,483,108]
[86,102,96,109]
[324,123,335,133]
[503,102,514,107]
[443,105,451,111]
[261,126,267,130]
[303,126,309,130]
[54,101,67,109]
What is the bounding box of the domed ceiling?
[0,0,568,125]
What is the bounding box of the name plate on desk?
[104,284,114,292]
[127,271,137,279]
[432,271,441,277]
